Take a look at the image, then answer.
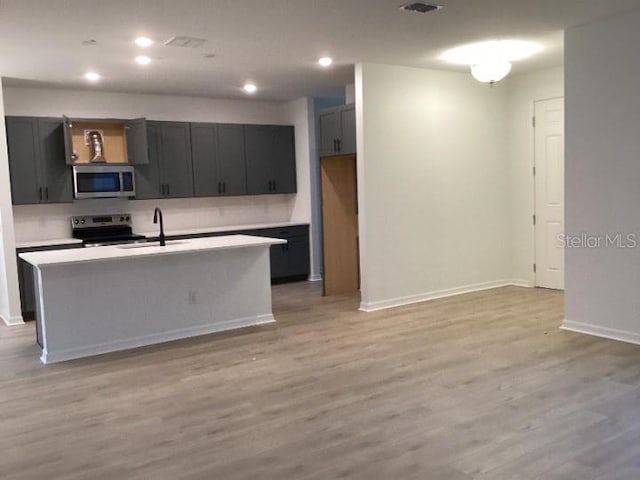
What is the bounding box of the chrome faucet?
[153,207,166,246]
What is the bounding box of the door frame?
[531,96,565,288]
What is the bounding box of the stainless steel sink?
[117,240,186,249]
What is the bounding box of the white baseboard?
[1,314,25,326]
[41,314,276,364]
[509,278,533,288]
[359,280,531,312]
[561,319,640,346]
[308,273,323,282]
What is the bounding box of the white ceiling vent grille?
[399,2,442,14]
[164,36,207,48]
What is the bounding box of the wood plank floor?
[1,284,640,479]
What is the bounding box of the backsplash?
[13,195,296,242]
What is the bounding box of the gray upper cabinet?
[136,121,193,199]
[318,103,356,157]
[6,116,72,205]
[272,126,297,194]
[125,118,149,164]
[191,123,247,196]
[319,110,340,157]
[62,116,148,165]
[245,125,296,195]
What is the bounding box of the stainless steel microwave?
[72,165,136,199]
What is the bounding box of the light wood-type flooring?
[2,283,640,479]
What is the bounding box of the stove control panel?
[71,213,132,230]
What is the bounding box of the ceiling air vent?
[400,2,442,14]
[164,36,207,48]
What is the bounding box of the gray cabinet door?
[159,122,193,198]
[6,117,41,204]
[125,118,149,164]
[318,104,357,157]
[137,122,193,199]
[135,124,163,199]
[217,124,247,195]
[272,126,296,194]
[62,115,75,164]
[38,118,72,203]
[191,123,218,197]
[319,110,340,156]
[339,105,356,155]
[244,125,273,195]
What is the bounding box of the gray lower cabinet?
[318,104,356,157]
[191,123,247,196]
[136,121,194,199]
[6,116,72,204]
[245,125,296,195]
[249,225,310,281]
[163,225,310,282]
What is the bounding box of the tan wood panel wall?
[321,154,359,295]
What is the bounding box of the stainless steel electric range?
[71,214,147,247]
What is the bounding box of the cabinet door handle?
[333,139,337,152]
[272,180,276,192]
[45,187,49,200]
[166,184,170,196]
[336,139,341,152]
[38,187,42,201]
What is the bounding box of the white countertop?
[19,235,286,267]
[16,222,307,250]
[16,238,84,250]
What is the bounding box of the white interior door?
[534,97,565,290]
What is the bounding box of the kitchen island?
[19,235,286,364]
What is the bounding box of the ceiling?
[2,0,640,101]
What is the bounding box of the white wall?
[3,87,287,123]
[507,67,564,285]
[345,84,355,104]
[281,96,316,276]
[3,86,316,276]
[356,63,512,311]
[0,82,23,324]
[563,8,640,343]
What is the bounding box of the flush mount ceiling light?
[318,57,333,67]
[135,36,153,47]
[243,83,257,94]
[470,60,512,83]
[441,39,542,84]
[84,72,101,82]
[135,55,151,65]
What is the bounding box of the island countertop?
[19,234,286,267]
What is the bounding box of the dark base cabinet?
[253,226,310,282]
[163,224,310,283]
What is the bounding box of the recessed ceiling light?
[84,72,101,82]
[441,40,542,65]
[135,36,153,47]
[243,83,258,94]
[318,57,333,67]
[135,55,152,65]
